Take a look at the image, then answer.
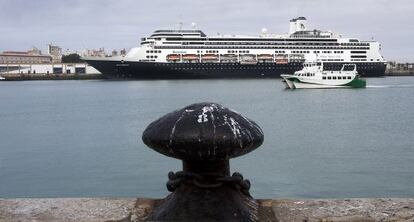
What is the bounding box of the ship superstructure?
[84,17,386,79]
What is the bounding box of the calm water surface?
[0,77,414,198]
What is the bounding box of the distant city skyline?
[1,0,413,62]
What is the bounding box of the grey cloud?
[0,0,413,61]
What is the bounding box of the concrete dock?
[1,198,413,221]
[0,73,103,81]
[386,70,414,76]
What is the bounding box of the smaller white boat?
[0,75,5,80]
[281,62,366,89]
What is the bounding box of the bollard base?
[149,185,259,222]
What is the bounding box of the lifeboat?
[257,54,273,61]
[289,54,305,62]
[239,54,257,65]
[221,54,237,58]
[201,54,219,61]
[220,54,237,62]
[275,54,288,64]
[275,59,288,64]
[166,54,181,62]
[182,54,199,61]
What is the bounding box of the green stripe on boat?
[344,77,366,88]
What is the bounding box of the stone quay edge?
[1,198,413,222]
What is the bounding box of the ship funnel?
[289,19,296,34]
[289,17,307,34]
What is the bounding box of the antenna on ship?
[191,22,197,30]
[177,21,183,30]
[261,28,268,37]
[176,14,183,30]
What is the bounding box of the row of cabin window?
[352,59,372,61]
[199,42,370,46]
[292,50,310,54]
[146,50,161,53]
[314,51,344,54]
[175,43,370,50]
[342,43,369,46]
[146,55,158,59]
[322,76,352,80]
[290,50,343,54]
[156,50,347,55]
[156,46,370,50]
[202,42,342,46]
[175,42,370,47]
[227,50,250,53]
[162,37,368,45]
[321,59,344,61]
[277,47,368,50]
[170,66,293,70]
[164,37,336,42]
[158,63,301,67]
[299,73,315,77]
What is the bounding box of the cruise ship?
[83,17,386,79]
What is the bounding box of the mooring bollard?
[142,102,264,221]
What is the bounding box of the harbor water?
[0,77,414,199]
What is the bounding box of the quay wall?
[0,198,413,221]
[385,69,414,76]
[0,73,103,81]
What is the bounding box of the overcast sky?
[0,0,413,61]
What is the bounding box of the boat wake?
[367,84,414,88]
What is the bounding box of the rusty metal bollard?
[142,102,264,221]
